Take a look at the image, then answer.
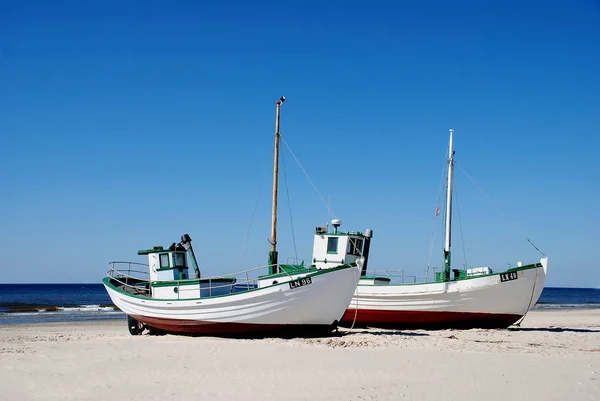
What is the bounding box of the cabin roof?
[137,243,185,255]
[315,230,366,237]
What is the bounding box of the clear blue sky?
[1,0,598,287]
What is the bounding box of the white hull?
[342,257,548,329]
[104,263,362,336]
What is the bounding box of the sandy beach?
[1,309,598,401]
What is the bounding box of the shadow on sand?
[508,327,600,334]
[335,329,429,337]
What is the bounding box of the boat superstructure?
[102,97,364,337]
[337,129,548,330]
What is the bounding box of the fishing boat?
[339,129,548,330]
[102,97,364,337]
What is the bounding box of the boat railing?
[106,261,304,299]
[107,261,152,296]
[368,265,490,284]
[366,268,431,284]
[285,257,311,266]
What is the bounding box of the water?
[533,287,600,310]
[0,284,125,325]
[0,285,598,325]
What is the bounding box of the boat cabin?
[136,238,236,300]
[138,243,190,282]
[311,219,372,270]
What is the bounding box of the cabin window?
[174,253,186,267]
[348,238,364,256]
[327,237,338,253]
[159,253,170,268]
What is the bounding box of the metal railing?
[365,268,436,284]
[106,261,304,300]
[285,257,311,266]
[365,265,497,284]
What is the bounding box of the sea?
[0,284,599,326]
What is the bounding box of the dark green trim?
[151,277,236,288]
[313,258,344,265]
[138,246,164,255]
[268,251,278,275]
[442,250,451,282]
[159,253,170,268]
[259,265,317,279]
[138,243,185,255]
[326,237,339,254]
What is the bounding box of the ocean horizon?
[1,284,599,326]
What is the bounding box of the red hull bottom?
[130,315,338,338]
[341,309,523,330]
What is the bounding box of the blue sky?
[1,0,598,287]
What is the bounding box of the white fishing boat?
[338,129,548,329]
[102,97,364,337]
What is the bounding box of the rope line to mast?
[513,266,540,327]
[453,178,469,270]
[240,146,272,258]
[280,135,336,217]
[348,236,364,331]
[427,145,450,278]
[454,160,546,257]
[281,149,298,262]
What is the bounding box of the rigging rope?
[453,179,469,270]
[512,265,540,327]
[454,161,546,257]
[427,146,450,278]
[280,135,336,218]
[280,150,298,262]
[346,237,364,331]
[240,147,272,258]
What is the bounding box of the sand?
[0,310,598,401]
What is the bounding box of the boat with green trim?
[102,97,364,337]
[340,129,548,329]
[103,233,363,336]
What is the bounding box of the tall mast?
[443,129,455,281]
[268,96,285,275]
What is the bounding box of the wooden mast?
[443,129,455,281]
[268,96,285,275]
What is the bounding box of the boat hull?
[104,263,362,337]
[127,315,336,337]
[341,309,522,330]
[342,257,547,330]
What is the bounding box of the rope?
[347,240,362,331]
[453,179,469,270]
[280,135,336,218]
[427,148,449,277]
[240,145,272,258]
[512,265,540,327]
[349,265,359,330]
[455,161,546,257]
[281,150,298,261]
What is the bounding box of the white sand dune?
[1,310,598,401]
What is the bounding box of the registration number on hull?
[289,277,312,289]
[500,271,519,282]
